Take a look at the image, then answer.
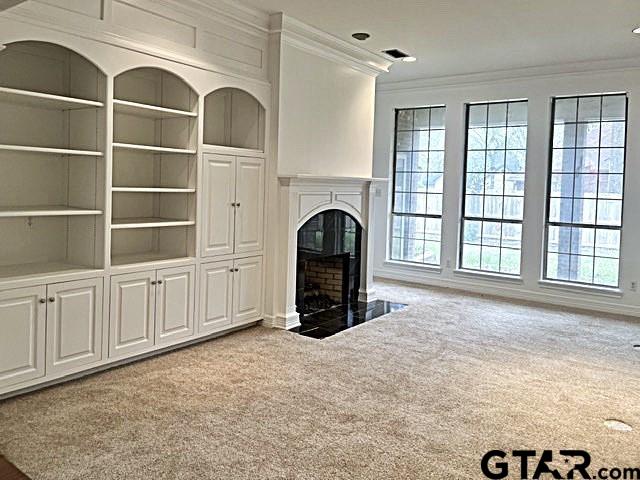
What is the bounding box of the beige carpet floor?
[1,281,639,479]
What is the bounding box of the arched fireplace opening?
[296,209,362,317]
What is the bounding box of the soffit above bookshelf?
[3,0,271,84]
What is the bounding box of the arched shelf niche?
[204,87,265,151]
[0,41,107,279]
[111,67,198,267]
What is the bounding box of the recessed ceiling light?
[633,26,640,34]
[402,56,417,63]
[352,32,370,41]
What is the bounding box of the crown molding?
[377,56,640,93]
[270,13,392,77]
[175,0,270,35]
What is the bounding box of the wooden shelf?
[0,144,103,156]
[112,187,196,193]
[0,206,103,218]
[0,261,100,281]
[113,99,196,119]
[111,217,195,229]
[113,143,196,155]
[0,86,104,110]
[111,252,195,267]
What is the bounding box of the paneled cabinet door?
[199,260,233,335]
[156,266,195,345]
[202,154,236,257]
[46,278,103,375]
[0,286,46,390]
[233,256,263,325]
[109,271,155,359]
[235,157,264,254]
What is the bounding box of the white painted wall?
[276,42,376,177]
[372,66,640,317]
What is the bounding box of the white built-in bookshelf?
[0,33,269,397]
[0,41,106,279]
[0,44,270,278]
[111,68,198,266]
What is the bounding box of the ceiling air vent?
[382,49,410,60]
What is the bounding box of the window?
[391,106,445,265]
[460,100,528,275]
[544,94,627,287]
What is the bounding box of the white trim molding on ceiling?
[270,13,393,77]
[377,56,640,93]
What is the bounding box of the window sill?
[538,280,623,298]
[384,260,442,273]
[454,269,523,284]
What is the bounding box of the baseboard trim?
[272,311,301,330]
[374,267,640,318]
[358,288,377,303]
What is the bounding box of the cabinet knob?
[235,268,239,272]
[229,268,234,272]
[151,281,157,285]
[157,280,163,285]
[236,203,241,207]
[39,298,46,304]
[48,297,55,303]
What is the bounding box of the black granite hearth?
[290,300,407,339]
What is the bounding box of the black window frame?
[542,93,628,288]
[459,99,529,276]
[390,105,446,266]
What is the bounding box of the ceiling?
[239,0,640,84]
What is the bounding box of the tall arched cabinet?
[198,88,266,337]
[0,39,268,397]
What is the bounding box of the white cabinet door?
[235,157,264,254]
[199,260,233,335]
[0,286,46,390]
[46,278,103,375]
[202,154,236,257]
[233,256,263,325]
[156,265,195,345]
[109,271,155,358]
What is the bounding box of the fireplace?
[296,209,362,316]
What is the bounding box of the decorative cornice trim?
[173,0,270,35]
[377,56,640,93]
[270,13,392,77]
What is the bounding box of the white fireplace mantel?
[268,175,387,330]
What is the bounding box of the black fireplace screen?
[296,210,362,315]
